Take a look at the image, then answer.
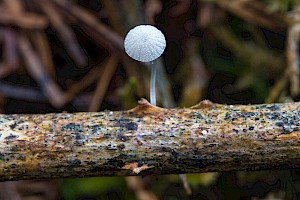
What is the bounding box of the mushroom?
[124,25,166,105]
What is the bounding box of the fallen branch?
[0,99,300,181]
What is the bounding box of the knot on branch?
[190,100,217,109]
[128,98,166,114]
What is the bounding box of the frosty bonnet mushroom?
[124,25,166,105]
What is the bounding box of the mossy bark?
[1,99,300,181]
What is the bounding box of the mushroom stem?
[150,63,157,105]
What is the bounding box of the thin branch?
[0,80,47,102]
[39,0,87,66]
[52,0,124,50]
[0,28,19,78]
[64,63,105,103]
[179,174,192,196]
[145,0,162,24]
[286,7,300,96]
[3,0,24,13]
[0,7,48,29]
[30,31,56,79]
[0,80,92,109]
[17,34,65,108]
[265,71,289,103]
[88,56,119,111]
[126,176,158,200]
[0,99,300,181]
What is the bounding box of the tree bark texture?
[1,99,300,181]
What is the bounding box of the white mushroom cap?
[124,25,166,62]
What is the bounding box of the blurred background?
[0,0,299,199]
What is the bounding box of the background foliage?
[0,0,300,199]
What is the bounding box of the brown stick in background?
[18,34,65,108]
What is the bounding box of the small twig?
[79,23,118,52]
[46,2,112,49]
[0,180,59,199]
[179,174,192,196]
[0,7,48,29]
[121,57,147,103]
[0,80,47,101]
[17,34,65,108]
[180,38,208,107]
[197,2,214,29]
[0,28,19,78]
[265,72,289,103]
[39,0,87,66]
[101,0,126,34]
[52,0,124,50]
[286,8,300,96]
[30,31,56,79]
[126,176,158,200]
[3,0,24,13]
[88,56,119,111]
[64,63,104,103]
[145,0,163,24]
[0,95,6,114]
[3,28,18,68]
[0,181,22,200]
[0,80,92,109]
[168,0,192,18]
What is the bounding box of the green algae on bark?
[0,99,300,181]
